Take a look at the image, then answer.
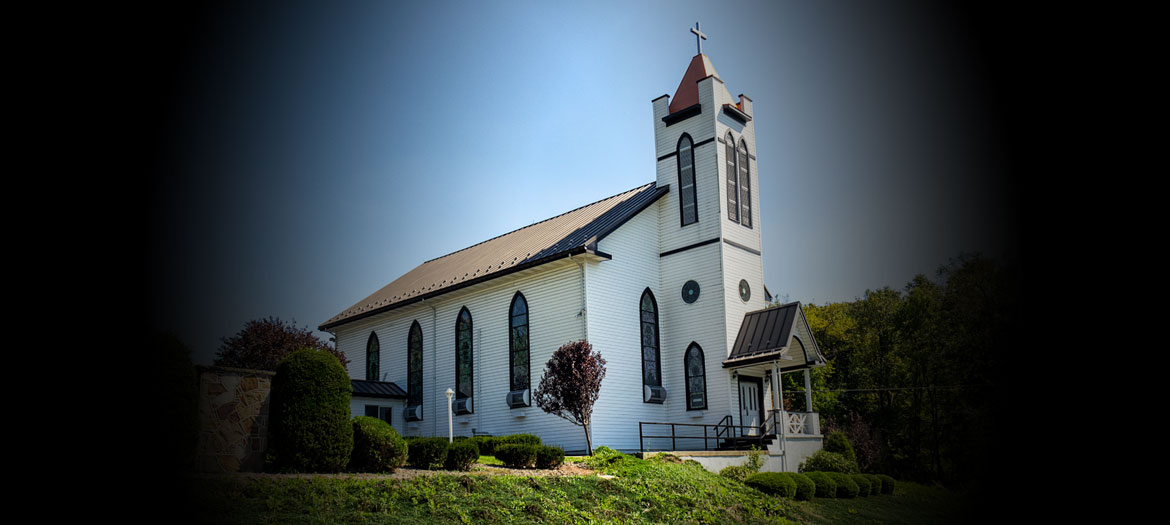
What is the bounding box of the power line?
[781,385,978,394]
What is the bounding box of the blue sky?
[150,1,1018,366]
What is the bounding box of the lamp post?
[445,388,454,442]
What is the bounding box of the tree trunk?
[583,419,593,456]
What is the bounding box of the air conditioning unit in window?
[506,389,531,408]
[404,404,423,422]
[453,397,473,415]
[644,385,667,404]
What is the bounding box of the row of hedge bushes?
[743,471,896,500]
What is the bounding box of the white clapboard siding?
[350,397,404,429]
[333,259,594,452]
[585,205,665,452]
[658,241,731,428]
[653,79,723,253]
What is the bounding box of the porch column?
[775,360,787,471]
[804,368,819,435]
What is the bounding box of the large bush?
[407,437,449,470]
[498,433,542,446]
[876,474,896,494]
[496,444,538,468]
[826,472,859,498]
[471,436,498,455]
[804,471,836,498]
[444,440,479,471]
[799,450,859,474]
[720,465,753,482]
[745,473,796,498]
[783,472,816,501]
[823,431,858,466]
[535,445,565,469]
[851,474,872,497]
[863,474,883,495]
[349,417,407,472]
[266,348,353,472]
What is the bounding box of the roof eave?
[320,245,609,331]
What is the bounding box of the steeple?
[668,54,720,115]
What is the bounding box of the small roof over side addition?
[723,301,827,370]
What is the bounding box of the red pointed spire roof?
[668,54,720,114]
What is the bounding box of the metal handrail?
[638,417,779,453]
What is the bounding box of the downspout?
[570,254,588,341]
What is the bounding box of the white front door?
[739,379,761,436]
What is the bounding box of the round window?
[739,279,751,302]
[682,280,700,304]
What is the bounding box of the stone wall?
[196,366,274,472]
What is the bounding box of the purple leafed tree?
[534,340,606,455]
[215,316,348,371]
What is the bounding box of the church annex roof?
[351,379,407,399]
[320,182,669,331]
[723,302,827,370]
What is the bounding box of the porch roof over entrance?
[723,302,827,370]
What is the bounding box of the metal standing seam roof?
[320,182,669,330]
[350,379,407,399]
[723,301,827,369]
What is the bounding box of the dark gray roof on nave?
[321,182,669,330]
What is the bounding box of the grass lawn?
[183,451,974,524]
[789,482,979,524]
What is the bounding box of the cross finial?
[690,22,707,55]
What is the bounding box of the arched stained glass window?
[455,307,473,404]
[366,332,380,381]
[738,139,752,228]
[509,292,530,396]
[726,131,739,222]
[678,134,697,226]
[407,321,423,412]
[685,343,707,410]
[640,289,661,393]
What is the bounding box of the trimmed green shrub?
[444,440,479,471]
[267,348,353,473]
[863,474,883,495]
[720,465,753,482]
[535,445,565,469]
[407,437,449,470]
[851,474,872,496]
[798,450,859,474]
[350,416,407,472]
[745,472,796,498]
[783,472,816,501]
[499,433,542,446]
[471,436,499,456]
[496,444,538,468]
[823,431,857,466]
[804,471,836,498]
[876,474,896,494]
[827,472,858,498]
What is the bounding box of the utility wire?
[781,385,977,394]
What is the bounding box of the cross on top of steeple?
[690,22,707,55]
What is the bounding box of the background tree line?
[780,253,1018,486]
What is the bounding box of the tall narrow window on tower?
[725,131,739,222]
[406,321,423,421]
[366,332,380,381]
[641,288,666,403]
[738,139,752,228]
[508,292,531,407]
[454,307,474,414]
[678,134,697,226]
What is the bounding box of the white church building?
[321,32,827,470]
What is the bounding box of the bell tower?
[651,23,766,423]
